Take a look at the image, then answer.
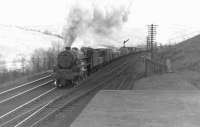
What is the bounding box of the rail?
[14,59,129,127]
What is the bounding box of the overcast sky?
[0,0,200,44]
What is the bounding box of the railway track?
[117,60,139,90]
[36,71,132,127]
[24,55,140,127]
[11,58,129,127]
[0,53,144,127]
[0,74,55,126]
[0,81,54,115]
[0,71,52,93]
[0,56,127,126]
[0,75,52,103]
[37,54,145,127]
[103,55,144,90]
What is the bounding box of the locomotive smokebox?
[65,46,71,50]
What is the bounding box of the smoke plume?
[63,1,131,47]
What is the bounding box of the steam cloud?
[63,2,131,47]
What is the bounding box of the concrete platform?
[70,90,200,127]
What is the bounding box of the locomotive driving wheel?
[73,75,82,86]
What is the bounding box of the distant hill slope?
[0,25,63,63]
[159,34,200,72]
[15,25,64,39]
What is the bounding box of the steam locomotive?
[53,46,136,88]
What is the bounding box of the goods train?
[53,46,139,88]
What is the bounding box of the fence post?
[145,59,148,77]
[144,56,169,76]
[166,59,172,73]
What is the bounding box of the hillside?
[0,25,63,65]
[159,34,200,72]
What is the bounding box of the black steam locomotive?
[53,46,133,88]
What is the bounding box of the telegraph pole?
[147,24,157,59]
[146,36,150,50]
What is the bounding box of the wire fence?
[141,56,167,76]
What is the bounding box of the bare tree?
[0,54,6,73]
[31,48,45,72]
[0,54,8,83]
[29,41,63,73]
[17,54,27,74]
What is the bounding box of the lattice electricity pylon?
[147,24,157,59]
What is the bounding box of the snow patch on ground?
[0,25,63,69]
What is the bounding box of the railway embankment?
[146,34,200,91]
[134,72,198,90]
